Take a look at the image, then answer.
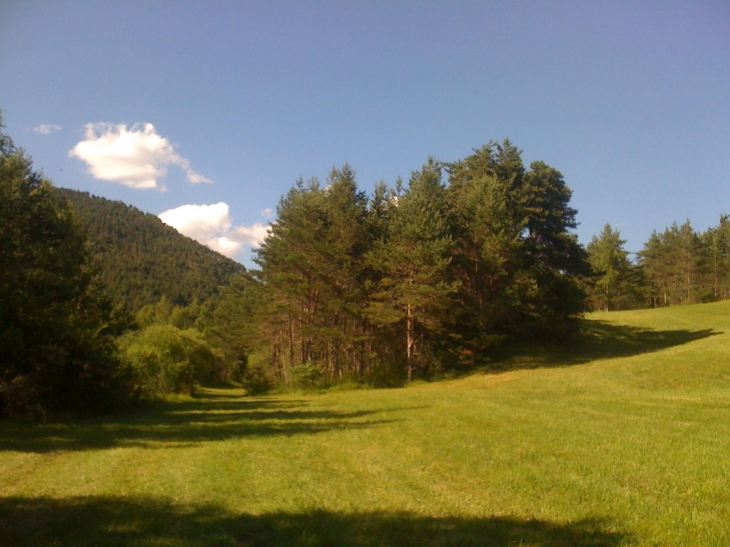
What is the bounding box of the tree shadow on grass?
[0,495,631,547]
[0,396,394,453]
[491,320,720,371]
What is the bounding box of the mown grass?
[2,302,730,546]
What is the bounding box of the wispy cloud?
[158,202,270,261]
[33,124,61,135]
[68,122,211,190]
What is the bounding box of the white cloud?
[159,202,231,242]
[230,223,270,247]
[158,202,270,260]
[261,208,274,219]
[68,122,211,190]
[33,124,61,135]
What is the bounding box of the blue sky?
[1,0,729,266]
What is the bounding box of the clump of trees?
[639,219,730,307]
[116,295,253,398]
[585,218,730,311]
[0,117,131,417]
[233,141,589,386]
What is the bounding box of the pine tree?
[445,142,524,360]
[586,224,635,311]
[365,159,457,381]
[516,161,588,331]
[639,221,702,306]
[254,166,370,382]
[701,216,730,301]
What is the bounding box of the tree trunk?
[406,301,413,382]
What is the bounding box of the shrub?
[118,325,215,397]
[240,365,273,395]
[289,361,323,388]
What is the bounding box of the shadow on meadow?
[0,495,631,547]
[492,321,719,371]
[0,395,394,453]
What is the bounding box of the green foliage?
[54,188,245,312]
[586,224,643,311]
[250,142,589,386]
[209,273,259,367]
[517,160,589,329]
[254,167,372,383]
[118,325,216,397]
[365,158,458,380]
[239,364,273,395]
[132,293,246,386]
[443,140,589,356]
[0,118,130,416]
[638,219,712,307]
[701,215,730,301]
[289,361,323,388]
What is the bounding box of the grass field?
[1,302,729,546]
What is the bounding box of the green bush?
[289,361,323,388]
[118,325,215,397]
[240,365,273,395]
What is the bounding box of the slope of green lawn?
[2,302,730,546]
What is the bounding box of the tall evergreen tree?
[365,159,457,380]
[445,142,525,359]
[254,166,370,381]
[586,224,637,311]
[516,161,588,330]
[701,216,730,301]
[446,142,588,343]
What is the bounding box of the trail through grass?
[2,302,730,546]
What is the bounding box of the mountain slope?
[55,188,245,311]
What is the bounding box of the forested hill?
[55,188,245,312]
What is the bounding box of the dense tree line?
[115,208,730,397]
[585,218,730,311]
[0,119,129,417]
[640,220,710,307]
[234,141,589,385]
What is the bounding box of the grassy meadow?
[1,302,729,546]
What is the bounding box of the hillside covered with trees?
[54,188,245,312]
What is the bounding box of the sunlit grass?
[2,302,730,545]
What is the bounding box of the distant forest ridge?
[55,188,245,312]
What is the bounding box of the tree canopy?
[0,118,129,416]
[245,141,589,385]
